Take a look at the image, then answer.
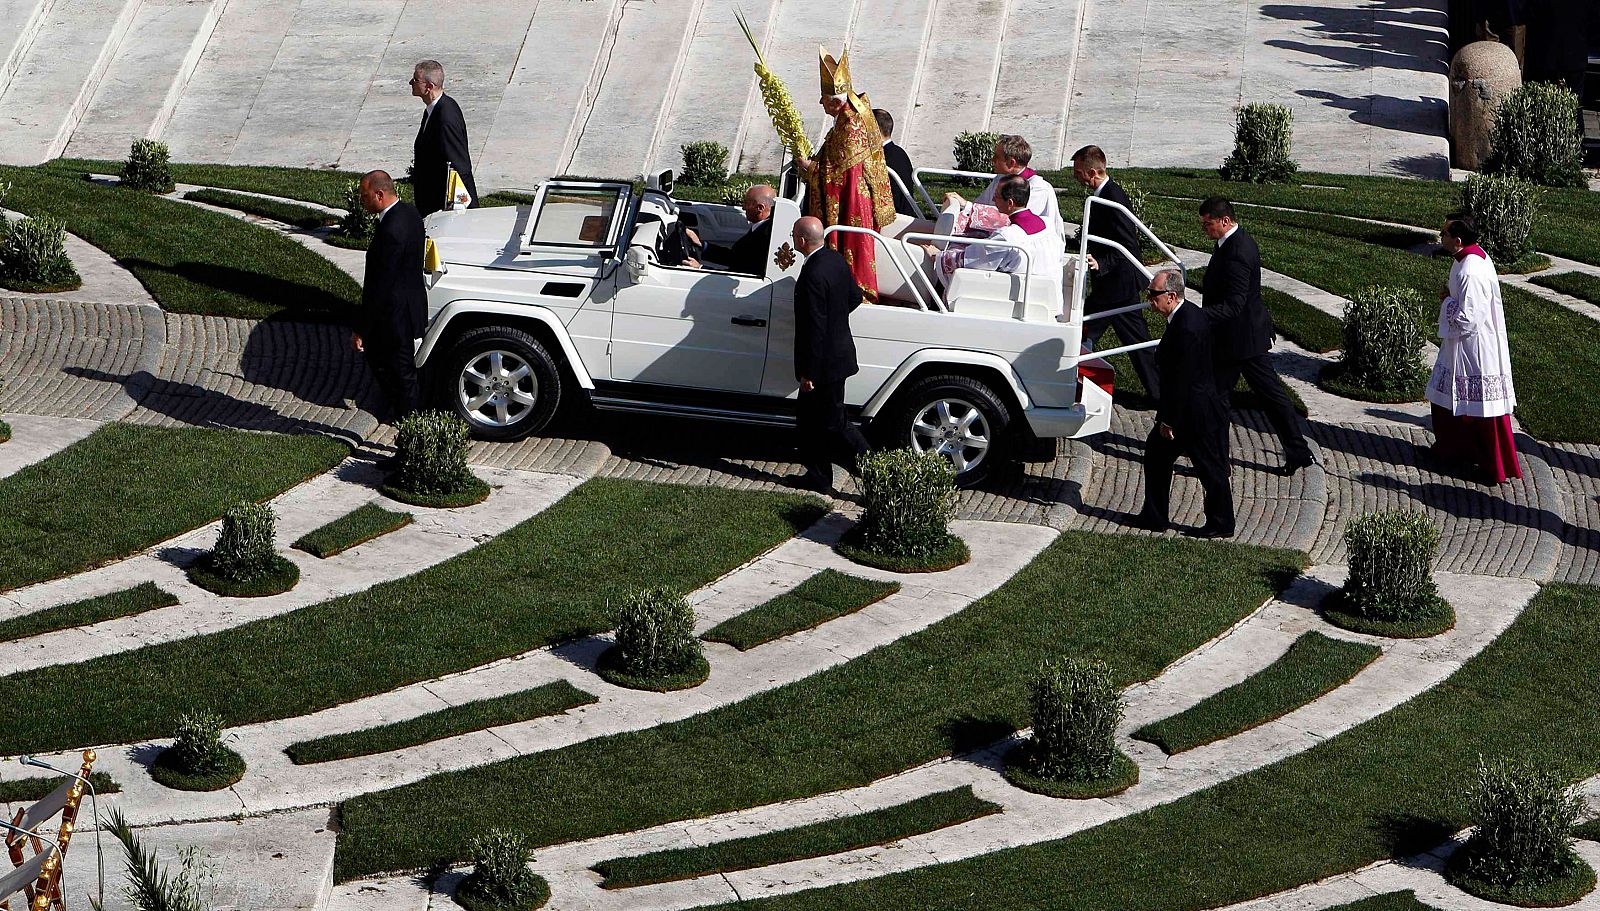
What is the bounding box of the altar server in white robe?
[923,176,1061,290]
[943,134,1063,242]
[1428,215,1521,484]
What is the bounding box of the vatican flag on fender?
[446,162,472,210]
[423,237,442,273]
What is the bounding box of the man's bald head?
[743,184,777,223]
[792,216,825,254]
[359,170,397,214]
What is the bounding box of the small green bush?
[122,139,174,193]
[339,180,377,241]
[953,131,1000,173]
[1487,82,1587,189]
[720,180,755,207]
[392,410,476,495]
[0,214,78,288]
[1343,510,1440,622]
[1459,758,1585,889]
[1220,103,1298,184]
[1461,173,1540,265]
[1339,286,1428,394]
[1119,177,1156,257]
[464,829,545,909]
[208,501,279,581]
[614,587,701,678]
[680,141,730,187]
[1028,657,1122,781]
[171,710,229,774]
[855,449,959,559]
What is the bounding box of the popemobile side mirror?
[624,245,649,282]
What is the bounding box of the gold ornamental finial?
[818,45,852,97]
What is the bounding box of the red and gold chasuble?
[806,103,897,302]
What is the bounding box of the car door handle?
[731,315,767,327]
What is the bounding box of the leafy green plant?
[1338,286,1428,394]
[1119,177,1157,257]
[338,180,376,242]
[105,806,214,911]
[1342,511,1441,622]
[852,449,960,561]
[170,710,229,773]
[1453,758,1586,894]
[613,587,701,679]
[1461,172,1540,265]
[0,176,11,227]
[458,828,548,910]
[1220,103,1298,183]
[680,141,730,187]
[952,131,1000,173]
[0,214,79,289]
[207,501,279,581]
[720,180,755,207]
[388,410,482,503]
[1487,82,1587,189]
[1026,657,1122,781]
[122,139,175,193]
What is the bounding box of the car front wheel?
[878,375,1011,488]
[441,326,563,441]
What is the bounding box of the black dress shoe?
[1187,524,1235,539]
[1279,455,1316,476]
[1128,513,1170,533]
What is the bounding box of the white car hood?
[424,205,534,268]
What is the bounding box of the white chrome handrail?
[1073,195,1189,327]
[820,225,940,312]
[901,231,1033,309]
[910,167,997,216]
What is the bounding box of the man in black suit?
[1137,269,1234,537]
[1072,144,1160,402]
[353,170,427,421]
[410,59,478,218]
[874,109,920,218]
[791,215,870,492]
[686,184,776,275]
[1198,196,1314,475]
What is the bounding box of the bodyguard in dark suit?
[791,216,869,491]
[353,170,427,420]
[874,109,920,218]
[1137,269,1234,537]
[1072,145,1160,402]
[1198,196,1314,474]
[410,60,478,218]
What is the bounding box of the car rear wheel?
[878,375,1011,488]
[441,326,563,441]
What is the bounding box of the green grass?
[149,746,246,792]
[703,570,901,650]
[1,163,360,319]
[182,188,338,229]
[293,503,413,558]
[187,552,300,597]
[47,159,370,209]
[0,582,178,643]
[684,582,1600,911]
[285,681,597,765]
[334,531,1301,880]
[0,480,822,755]
[1447,848,1598,907]
[1323,590,1456,640]
[0,424,347,594]
[1133,632,1381,754]
[593,787,1001,889]
[0,771,121,803]
[1576,818,1600,842]
[1188,265,1344,354]
[1326,893,1439,911]
[1003,748,1140,799]
[1531,271,1600,306]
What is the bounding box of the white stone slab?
[732,0,856,174]
[159,0,298,162]
[988,0,1085,170]
[0,0,52,89]
[899,0,1011,168]
[0,415,101,482]
[649,0,775,177]
[0,0,141,165]
[844,0,937,147]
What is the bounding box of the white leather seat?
[946,267,1064,323]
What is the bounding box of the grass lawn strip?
[1530,270,1600,306]
[1576,819,1600,843]
[334,532,1301,880]
[1188,265,1343,354]
[0,424,347,594]
[1133,631,1381,754]
[703,570,901,650]
[0,582,177,643]
[285,681,597,765]
[182,188,338,229]
[593,787,1001,889]
[0,772,121,803]
[1,163,359,319]
[0,479,822,756]
[48,159,372,210]
[293,504,414,558]
[683,582,1600,911]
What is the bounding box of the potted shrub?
[454,829,549,911]
[1323,510,1454,637]
[1447,758,1595,906]
[121,139,174,194]
[1220,103,1298,184]
[1320,286,1429,403]
[381,410,490,508]
[1004,658,1138,799]
[596,587,709,692]
[188,501,299,597]
[679,141,730,187]
[838,449,969,572]
[1461,172,1547,273]
[0,214,82,294]
[150,710,246,791]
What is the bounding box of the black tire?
[439,326,563,441]
[875,374,1012,488]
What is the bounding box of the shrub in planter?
[151,710,246,791]
[188,500,299,596]
[598,587,709,691]
[680,141,730,187]
[1448,758,1595,906]
[720,180,755,207]
[1004,658,1138,798]
[1323,286,1428,401]
[1461,173,1541,268]
[0,215,81,293]
[838,449,969,572]
[953,131,1000,174]
[382,410,490,507]
[456,829,549,911]
[1220,103,1298,184]
[1325,510,1453,637]
[1487,81,1587,190]
[1118,177,1158,259]
[331,180,377,249]
[122,139,174,193]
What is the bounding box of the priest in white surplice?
[1428,215,1521,484]
[920,175,1061,292]
[942,134,1064,243]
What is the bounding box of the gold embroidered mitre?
[819,46,852,97]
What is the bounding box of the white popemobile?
[414,167,1183,486]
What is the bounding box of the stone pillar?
[1449,41,1522,171]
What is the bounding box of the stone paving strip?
[499,568,1533,911]
[0,414,102,480]
[0,297,163,422]
[1540,442,1600,586]
[0,462,580,678]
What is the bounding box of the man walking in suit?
[1137,269,1234,537]
[353,170,427,421]
[874,109,919,217]
[1198,196,1314,475]
[410,59,477,218]
[1072,144,1160,402]
[791,216,870,492]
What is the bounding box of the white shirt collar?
[422,93,442,124]
[1091,177,1108,197]
[1217,223,1240,247]
[1166,298,1185,323]
[377,197,400,222]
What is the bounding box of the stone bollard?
[1449,41,1521,171]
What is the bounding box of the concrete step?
[565,0,706,180]
[64,0,227,160]
[0,0,143,165]
[734,0,859,173]
[846,0,938,141]
[0,0,54,90]
[160,0,298,162]
[988,0,1087,169]
[649,0,775,177]
[900,0,1014,168]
